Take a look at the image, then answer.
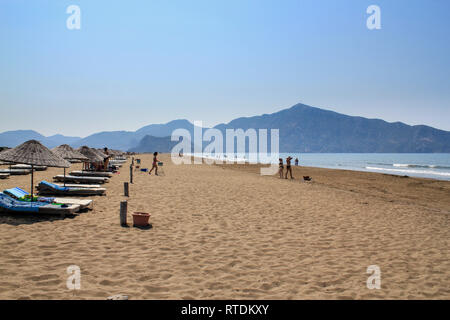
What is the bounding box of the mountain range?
[1,103,450,153]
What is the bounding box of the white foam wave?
[365,166,450,177]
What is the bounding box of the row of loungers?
[37,181,106,196]
[0,193,80,216]
[53,175,109,184]
[4,187,93,210]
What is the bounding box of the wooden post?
[124,182,129,197]
[120,201,127,226]
[129,164,133,184]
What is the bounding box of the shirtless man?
[285,156,294,179]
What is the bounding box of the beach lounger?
[53,183,102,188]
[70,170,113,178]
[0,193,80,216]
[53,175,109,184]
[4,187,93,210]
[0,169,31,175]
[37,181,106,196]
[11,164,47,171]
[0,173,9,179]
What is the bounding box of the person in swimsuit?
[149,152,159,175]
[285,156,293,179]
[278,158,284,179]
[295,158,299,166]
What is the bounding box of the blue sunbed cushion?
[4,187,55,203]
[0,193,46,213]
[40,181,69,191]
[4,187,28,200]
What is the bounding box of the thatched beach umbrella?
[0,140,70,201]
[77,146,104,171]
[77,146,104,162]
[52,144,89,186]
[93,148,108,159]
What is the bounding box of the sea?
[195,153,450,181]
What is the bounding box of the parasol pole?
[64,167,66,187]
[30,164,34,202]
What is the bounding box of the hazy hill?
[214,103,450,152]
[2,103,450,153]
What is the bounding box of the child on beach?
[149,152,159,175]
[279,158,284,179]
[285,156,294,179]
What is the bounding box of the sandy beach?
[0,153,449,300]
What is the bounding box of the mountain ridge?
[1,103,450,153]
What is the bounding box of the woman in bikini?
[149,152,159,175]
[278,158,284,179]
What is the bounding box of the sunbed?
[0,173,9,179]
[53,183,102,188]
[70,171,113,178]
[53,175,109,184]
[11,164,47,171]
[4,187,93,210]
[37,181,106,196]
[0,169,31,175]
[0,193,80,216]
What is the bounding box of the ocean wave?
[365,166,450,177]
[393,163,450,169]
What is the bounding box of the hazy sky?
[1,0,449,137]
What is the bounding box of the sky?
[1,0,449,137]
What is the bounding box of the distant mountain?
[71,119,199,150]
[72,131,139,151]
[214,103,450,153]
[128,135,193,153]
[2,103,450,152]
[136,119,197,139]
[46,134,81,146]
[0,130,81,149]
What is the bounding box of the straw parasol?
[0,140,70,201]
[52,144,89,162]
[93,148,109,159]
[52,144,89,186]
[77,146,104,163]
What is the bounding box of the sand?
[0,154,449,300]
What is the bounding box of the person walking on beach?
[295,158,299,166]
[285,156,293,179]
[149,152,159,175]
[278,158,284,179]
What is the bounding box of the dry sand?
[0,154,449,299]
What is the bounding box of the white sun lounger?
[0,169,31,175]
[11,164,47,171]
[53,183,102,188]
[70,171,113,178]
[53,198,93,210]
[53,175,109,184]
